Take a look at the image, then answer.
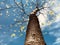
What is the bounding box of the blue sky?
[0,0,60,45]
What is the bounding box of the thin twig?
[14,0,22,9]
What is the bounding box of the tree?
[24,8,46,45]
[0,0,56,45]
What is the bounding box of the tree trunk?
[24,9,46,45]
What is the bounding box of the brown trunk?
[24,9,46,45]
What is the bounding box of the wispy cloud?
[53,38,60,45]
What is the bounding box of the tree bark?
[24,9,46,45]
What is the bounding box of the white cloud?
[38,14,47,26]
[55,14,60,22]
[49,31,60,37]
[53,38,60,45]
[38,7,48,27]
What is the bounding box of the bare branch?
[20,0,29,16]
[9,20,28,29]
[8,0,50,29]
[36,0,39,9]
[14,0,29,16]
[14,0,22,9]
[0,6,17,11]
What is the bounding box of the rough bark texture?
[24,9,46,45]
